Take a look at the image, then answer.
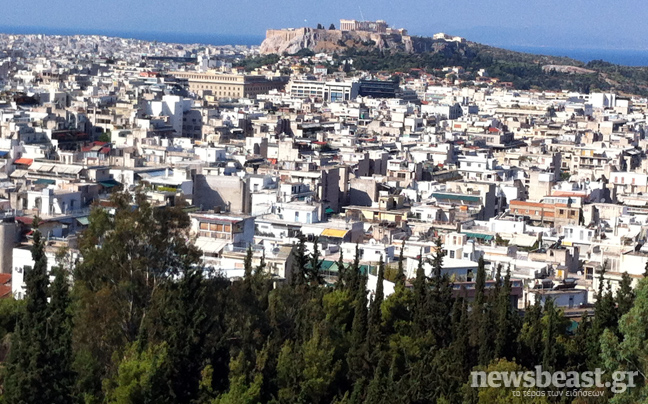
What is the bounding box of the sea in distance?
[504,45,648,67]
[1,25,647,67]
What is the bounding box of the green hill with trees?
[255,29,648,97]
[0,191,646,403]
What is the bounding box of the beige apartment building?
[171,71,286,99]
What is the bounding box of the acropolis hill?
[259,19,467,55]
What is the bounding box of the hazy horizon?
[1,0,647,50]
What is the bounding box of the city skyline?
[1,0,648,51]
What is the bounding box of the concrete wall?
[349,177,379,207]
[194,174,249,214]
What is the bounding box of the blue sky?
[1,0,648,50]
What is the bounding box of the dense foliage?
[340,47,615,95]
[0,192,647,403]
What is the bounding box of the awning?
[76,217,90,226]
[462,232,494,241]
[99,179,121,188]
[14,158,33,165]
[10,169,27,178]
[34,178,55,185]
[321,228,349,238]
[0,151,10,157]
[194,237,229,254]
[325,207,335,214]
[510,234,538,248]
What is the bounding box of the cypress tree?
[160,268,214,402]
[395,241,406,288]
[348,244,361,293]
[5,228,54,403]
[244,244,253,280]
[429,237,453,347]
[477,301,495,366]
[469,255,487,348]
[47,267,75,403]
[542,299,559,371]
[494,266,517,360]
[347,273,368,383]
[336,248,345,290]
[518,298,544,369]
[308,236,324,286]
[412,249,427,331]
[367,256,384,348]
[617,272,635,317]
[475,255,486,307]
[291,233,308,286]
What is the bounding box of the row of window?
[199,222,232,232]
[198,231,231,239]
[184,75,239,81]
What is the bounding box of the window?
[295,211,300,221]
[200,222,208,230]
[449,250,455,258]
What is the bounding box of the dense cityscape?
[1,18,648,403]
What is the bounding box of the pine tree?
[4,228,54,402]
[212,351,263,404]
[72,192,203,396]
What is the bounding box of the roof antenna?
[359,6,365,21]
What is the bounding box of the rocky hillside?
[260,27,470,57]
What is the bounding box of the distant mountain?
[260,27,648,97]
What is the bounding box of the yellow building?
[171,71,287,99]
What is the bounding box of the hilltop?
[259,27,648,97]
[260,27,469,56]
